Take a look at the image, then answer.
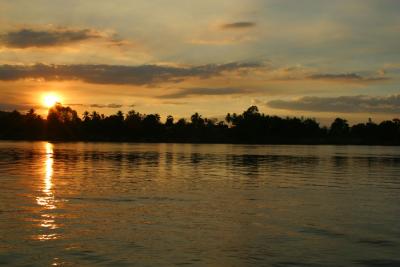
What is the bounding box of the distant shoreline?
[1,105,399,146]
[0,138,399,146]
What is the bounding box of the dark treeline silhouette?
[0,104,399,145]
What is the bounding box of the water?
[0,141,399,266]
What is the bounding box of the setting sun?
[43,94,61,108]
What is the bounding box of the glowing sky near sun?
[43,94,61,108]
[0,0,399,123]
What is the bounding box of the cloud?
[309,73,389,82]
[0,28,103,48]
[264,68,390,83]
[159,87,254,99]
[267,95,400,114]
[68,103,124,109]
[90,103,123,108]
[250,65,390,83]
[0,103,35,111]
[221,22,256,29]
[381,63,400,75]
[161,101,188,105]
[188,36,255,45]
[0,62,261,85]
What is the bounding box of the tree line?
[0,104,399,145]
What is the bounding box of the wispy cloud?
[188,36,255,45]
[0,62,262,85]
[261,67,391,83]
[159,87,254,99]
[309,73,389,82]
[161,101,188,105]
[68,103,126,109]
[267,95,400,114]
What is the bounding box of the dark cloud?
[68,103,124,108]
[221,22,256,29]
[0,62,261,85]
[267,95,400,114]
[159,87,253,99]
[90,103,123,108]
[0,103,36,111]
[309,73,389,82]
[0,28,101,48]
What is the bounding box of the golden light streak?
[36,142,55,208]
[35,142,59,241]
[44,142,53,193]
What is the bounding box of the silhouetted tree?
[47,104,80,140]
[0,104,398,144]
[330,118,349,138]
[23,109,44,139]
[125,110,143,139]
[165,115,174,128]
[83,111,90,122]
[142,114,162,139]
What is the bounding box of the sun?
[43,94,61,108]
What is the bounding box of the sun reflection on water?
[44,143,53,194]
[35,142,59,241]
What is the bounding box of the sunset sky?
[0,0,399,124]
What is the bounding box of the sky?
[0,0,399,124]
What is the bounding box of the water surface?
[0,142,399,266]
